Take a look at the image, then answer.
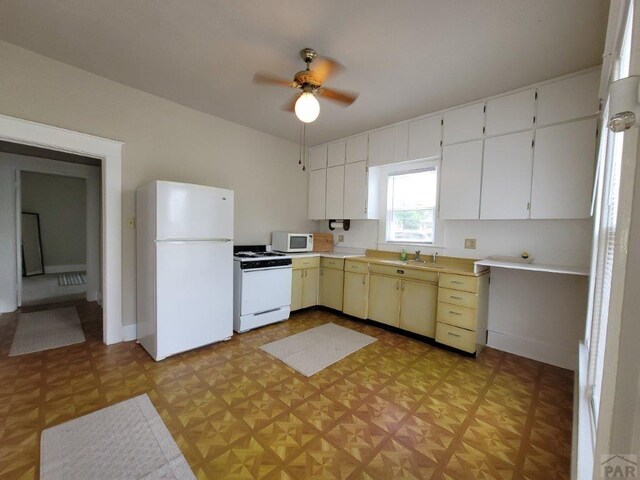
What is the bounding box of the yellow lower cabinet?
[368,274,401,327]
[435,322,476,353]
[301,267,319,309]
[320,267,344,311]
[343,272,368,319]
[291,269,304,311]
[399,280,437,338]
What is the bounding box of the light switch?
[464,238,476,249]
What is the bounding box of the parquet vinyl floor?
[0,300,573,479]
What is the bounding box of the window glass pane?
[386,168,437,243]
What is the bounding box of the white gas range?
[232,246,292,333]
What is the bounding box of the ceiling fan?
[253,48,358,123]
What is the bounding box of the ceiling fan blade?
[253,72,297,88]
[311,57,345,84]
[317,87,358,106]
[282,93,300,112]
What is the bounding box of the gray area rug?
[40,394,195,480]
[9,307,86,356]
[58,272,86,286]
[260,322,377,376]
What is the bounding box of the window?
[385,167,437,243]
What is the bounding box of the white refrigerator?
[136,180,234,361]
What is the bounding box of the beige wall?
[0,41,315,325]
[21,171,87,269]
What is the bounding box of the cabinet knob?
[362,276,366,285]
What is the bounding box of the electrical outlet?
[338,234,344,242]
[127,217,136,229]
[464,238,476,249]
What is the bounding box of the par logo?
[601,455,638,479]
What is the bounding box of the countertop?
[474,258,589,276]
[347,256,486,277]
[286,248,366,259]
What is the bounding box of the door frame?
[0,114,123,345]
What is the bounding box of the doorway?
[19,171,98,307]
[0,113,123,344]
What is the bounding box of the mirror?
[22,212,44,276]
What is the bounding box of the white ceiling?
[0,0,609,146]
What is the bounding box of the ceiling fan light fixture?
[295,92,320,123]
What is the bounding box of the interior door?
[368,274,401,327]
[399,280,437,338]
[156,181,234,240]
[156,240,233,358]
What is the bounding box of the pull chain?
[302,123,306,171]
[298,123,303,167]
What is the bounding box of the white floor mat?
[260,322,377,376]
[40,394,195,480]
[9,307,85,356]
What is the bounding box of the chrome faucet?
[432,252,438,264]
[414,250,421,262]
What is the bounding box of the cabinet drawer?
[292,257,320,270]
[439,273,478,293]
[370,264,439,283]
[437,302,476,330]
[436,322,476,353]
[345,260,368,274]
[320,257,345,270]
[438,287,477,309]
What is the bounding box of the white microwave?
[272,232,314,253]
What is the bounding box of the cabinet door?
[343,272,368,319]
[327,141,346,167]
[346,134,368,163]
[485,89,535,136]
[408,115,442,161]
[530,118,597,219]
[480,131,533,219]
[320,267,344,311]
[443,102,485,145]
[368,274,401,327]
[399,280,437,338]
[344,161,367,219]
[536,70,600,126]
[309,145,328,170]
[368,126,397,167]
[439,140,483,219]
[291,269,304,311]
[308,169,327,220]
[302,268,319,308]
[325,166,345,219]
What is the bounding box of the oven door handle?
[254,308,281,316]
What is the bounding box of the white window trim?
[375,158,444,250]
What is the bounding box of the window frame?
[376,159,443,248]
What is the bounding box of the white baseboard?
[44,264,87,274]
[122,323,137,341]
[487,331,578,370]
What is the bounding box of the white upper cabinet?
[485,89,536,136]
[344,161,368,219]
[307,169,326,220]
[346,134,368,163]
[325,166,345,219]
[530,118,597,219]
[309,145,328,171]
[407,115,442,161]
[443,102,485,145]
[368,126,397,167]
[536,70,600,126]
[327,141,346,167]
[481,131,533,219]
[439,140,484,219]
